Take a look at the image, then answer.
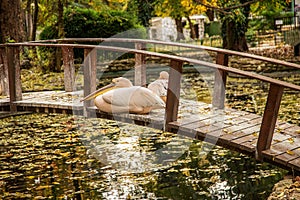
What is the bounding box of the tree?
[194,0,287,51]
[154,0,206,41]
[23,0,38,41]
[127,0,156,27]
[0,0,24,95]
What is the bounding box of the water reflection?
[0,113,286,199]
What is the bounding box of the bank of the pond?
[0,113,289,199]
[267,176,300,200]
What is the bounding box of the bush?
[39,6,145,71]
[205,21,222,36]
[63,7,143,38]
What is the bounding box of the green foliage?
[39,25,58,40]
[249,0,288,31]
[39,6,145,40]
[38,6,145,71]
[63,6,140,38]
[205,21,221,36]
[127,0,156,27]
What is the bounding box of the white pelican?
[148,71,169,102]
[81,77,165,114]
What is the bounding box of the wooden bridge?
[0,38,300,172]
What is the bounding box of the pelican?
[148,71,169,102]
[81,77,165,114]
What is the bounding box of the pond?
[0,113,287,199]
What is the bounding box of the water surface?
[0,113,286,199]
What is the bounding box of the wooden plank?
[288,158,300,171]
[257,83,284,159]
[218,121,261,142]
[272,132,292,144]
[134,43,146,86]
[201,112,260,138]
[262,137,300,162]
[284,125,300,137]
[277,147,300,163]
[276,122,295,131]
[165,59,183,131]
[263,145,300,167]
[62,46,75,92]
[212,53,228,109]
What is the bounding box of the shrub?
[39,6,145,71]
[63,7,143,38]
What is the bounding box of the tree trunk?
[0,0,24,95]
[32,0,39,41]
[25,0,32,41]
[0,0,24,43]
[206,9,214,22]
[221,1,250,52]
[186,16,197,39]
[222,20,248,51]
[54,0,65,72]
[175,17,185,41]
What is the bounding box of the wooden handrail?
[4,42,299,91]
[13,37,300,70]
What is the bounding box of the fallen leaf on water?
[180,168,191,177]
[60,152,70,157]
[36,185,52,190]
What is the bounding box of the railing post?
[165,59,183,131]
[212,53,228,109]
[0,47,9,96]
[62,46,75,92]
[134,42,146,86]
[256,83,284,160]
[83,48,97,113]
[6,46,22,112]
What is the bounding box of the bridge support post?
[165,59,183,131]
[294,44,300,56]
[134,42,146,86]
[7,46,22,112]
[256,83,284,160]
[212,53,228,109]
[0,47,9,96]
[83,48,97,117]
[62,46,75,92]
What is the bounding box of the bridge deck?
[0,91,300,172]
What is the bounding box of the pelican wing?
[102,87,138,106]
[133,87,165,109]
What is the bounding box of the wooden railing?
[1,38,300,160]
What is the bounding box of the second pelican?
[81,77,165,114]
[148,71,169,102]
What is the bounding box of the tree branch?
[223,0,264,10]
[194,0,264,13]
[194,0,230,14]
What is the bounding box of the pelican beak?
[80,83,116,102]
